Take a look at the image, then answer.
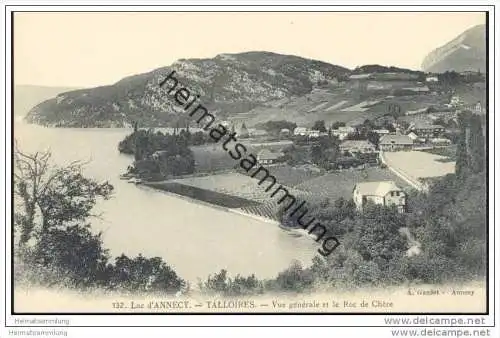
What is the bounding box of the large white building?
[353,181,406,213]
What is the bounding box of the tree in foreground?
[13,143,186,292]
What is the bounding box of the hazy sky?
[14,12,486,87]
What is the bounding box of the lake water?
[13,122,318,283]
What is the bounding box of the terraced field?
[149,164,413,222]
[164,169,320,221]
[170,172,305,203]
[238,201,281,221]
[235,167,410,220]
[144,182,260,208]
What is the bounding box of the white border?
[1,2,497,333]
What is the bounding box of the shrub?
[199,269,264,296]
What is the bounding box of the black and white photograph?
[2,4,497,336]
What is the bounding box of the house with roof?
[331,129,349,140]
[238,123,249,138]
[450,94,462,106]
[339,140,376,155]
[293,127,323,138]
[293,127,308,136]
[430,137,452,147]
[373,129,390,135]
[257,149,283,165]
[307,130,321,138]
[379,134,414,151]
[220,120,231,128]
[280,128,291,136]
[331,126,356,140]
[405,107,428,116]
[409,121,445,139]
[248,128,268,137]
[353,181,406,213]
[337,126,357,134]
[407,132,419,141]
[403,85,430,93]
[152,150,169,161]
[464,101,484,114]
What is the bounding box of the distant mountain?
[422,24,486,73]
[14,85,79,117]
[25,51,350,127]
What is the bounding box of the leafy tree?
[13,145,113,248]
[281,144,309,165]
[351,204,407,263]
[119,129,196,179]
[310,135,339,167]
[367,131,380,147]
[256,120,297,135]
[455,113,470,182]
[331,121,346,129]
[30,224,111,287]
[109,254,185,292]
[469,115,485,174]
[191,131,206,146]
[200,269,263,296]
[433,117,446,126]
[240,123,249,138]
[312,120,327,132]
[438,71,462,88]
[14,146,186,293]
[268,260,314,292]
[455,111,485,180]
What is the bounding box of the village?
[140,85,483,223]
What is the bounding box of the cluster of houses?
[336,120,450,155]
[293,126,358,140]
[293,127,325,138]
[449,95,484,114]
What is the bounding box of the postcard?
[8,9,491,319]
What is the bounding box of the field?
[230,81,454,128]
[144,181,259,208]
[236,163,323,187]
[151,170,310,221]
[237,88,368,127]
[191,141,293,172]
[191,145,236,172]
[294,167,412,203]
[384,151,455,179]
[168,172,304,203]
[422,146,457,162]
[148,160,416,221]
[238,166,414,219]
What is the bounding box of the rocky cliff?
[422,24,486,73]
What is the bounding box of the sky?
[14,12,486,88]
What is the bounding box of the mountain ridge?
[14,85,80,117]
[422,24,486,73]
[25,51,350,128]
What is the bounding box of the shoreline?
[138,182,280,225]
[139,182,317,243]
